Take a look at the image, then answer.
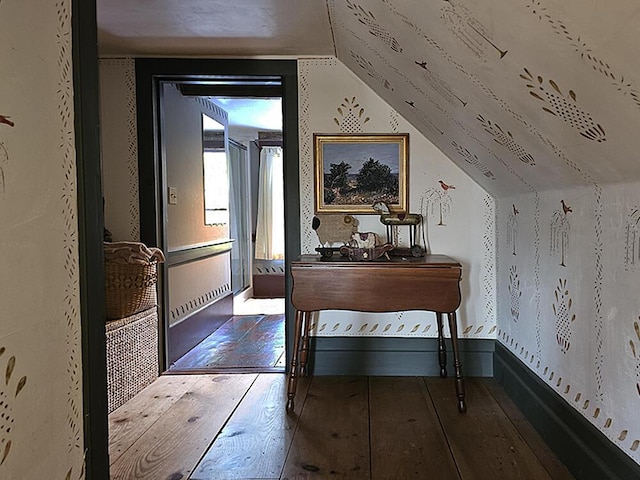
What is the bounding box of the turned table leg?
[436,312,447,378]
[286,309,305,413]
[447,311,466,413]
[299,311,311,377]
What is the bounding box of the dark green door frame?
[72,0,110,478]
[135,58,301,371]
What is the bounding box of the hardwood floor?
[108,374,574,479]
[168,314,285,373]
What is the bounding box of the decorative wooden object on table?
[287,254,466,413]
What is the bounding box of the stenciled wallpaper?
[325,0,640,464]
[100,58,140,243]
[0,0,84,478]
[298,58,496,339]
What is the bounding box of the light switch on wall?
[168,186,178,205]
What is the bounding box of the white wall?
[0,0,84,478]
[162,83,230,251]
[497,182,640,463]
[298,58,496,338]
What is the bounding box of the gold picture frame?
[314,133,409,214]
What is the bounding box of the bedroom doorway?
[135,59,300,375]
[169,95,286,373]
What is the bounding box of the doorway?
[168,94,287,373]
[134,58,301,375]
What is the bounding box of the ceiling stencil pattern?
[527,0,640,110]
[329,0,640,195]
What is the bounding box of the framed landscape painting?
[314,133,409,214]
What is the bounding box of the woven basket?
[106,307,158,413]
[104,261,158,320]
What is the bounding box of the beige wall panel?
[0,0,84,477]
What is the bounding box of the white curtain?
[255,146,285,260]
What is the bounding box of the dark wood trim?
[282,72,301,373]
[72,0,109,477]
[135,58,300,373]
[494,342,640,480]
[179,84,283,97]
[168,293,233,365]
[166,241,234,267]
[308,337,494,376]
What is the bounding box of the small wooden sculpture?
[312,214,360,258]
[372,201,426,257]
[339,231,394,261]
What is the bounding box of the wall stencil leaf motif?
[333,96,370,133]
[624,207,640,271]
[552,278,575,353]
[346,0,402,52]
[507,204,519,255]
[550,200,572,267]
[632,320,640,397]
[0,349,27,468]
[0,113,14,198]
[441,0,508,61]
[527,0,640,109]
[404,100,445,136]
[520,68,606,142]
[350,51,393,92]
[508,265,522,321]
[415,60,467,107]
[450,141,496,180]
[477,114,535,165]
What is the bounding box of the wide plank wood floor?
[168,314,285,373]
[109,374,574,480]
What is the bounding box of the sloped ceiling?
[97,0,640,197]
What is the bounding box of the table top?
[294,254,461,268]
[291,254,462,313]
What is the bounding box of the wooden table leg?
[447,311,466,413]
[286,309,305,413]
[436,312,447,378]
[299,311,311,377]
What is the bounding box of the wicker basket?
[106,307,158,413]
[104,261,158,320]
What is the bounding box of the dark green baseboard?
[494,342,640,480]
[307,337,494,376]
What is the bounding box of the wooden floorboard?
[108,375,574,480]
[482,378,574,480]
[213,315,285,368]
[108,374,202,465]
[109,374,257,480]
[280,376,370,479]
[369,377,460,480]
[190,374,310,480]
[426,377,557,480]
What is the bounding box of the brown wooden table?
[287,254,466,414]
